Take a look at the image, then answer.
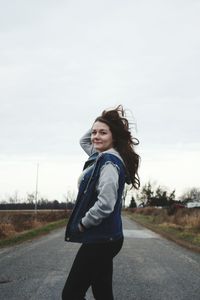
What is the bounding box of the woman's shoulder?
[97,149,124,168]
[101,148,123,162]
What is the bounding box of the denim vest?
[64,152,126,243]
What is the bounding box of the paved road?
[0,216,200,300]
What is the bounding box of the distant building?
[186,202,200,208]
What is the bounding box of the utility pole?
[35,162,39,213]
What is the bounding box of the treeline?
[129,182,200,208]
[0,199,74,210]
[1,183,200,210]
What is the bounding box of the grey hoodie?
[79,130,125,229]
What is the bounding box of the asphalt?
[0,216,200,300]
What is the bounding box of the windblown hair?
[95,105,140,190]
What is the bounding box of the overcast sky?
[0,0,200,202]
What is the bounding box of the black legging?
[62,238,123,300]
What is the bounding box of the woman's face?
[91,121,114,152]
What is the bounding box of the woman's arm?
[79,129,96,156]
[81,162,119,229]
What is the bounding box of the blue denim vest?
[64,152,126,243]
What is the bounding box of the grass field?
[125,207,200,253]
[0,210,70,247]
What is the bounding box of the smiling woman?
[62,105,140,300]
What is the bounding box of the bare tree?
[27,193,35,204]
[180,187,200,203]
[8,191,19,204]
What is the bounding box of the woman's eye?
[91,131,107,135]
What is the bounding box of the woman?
[62,105,140,300]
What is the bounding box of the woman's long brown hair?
[95,105,140,190]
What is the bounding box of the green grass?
[0,218,67,248]
[125,211,200,253]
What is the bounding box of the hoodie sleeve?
[81,162,119,228]
[79,129,96,156]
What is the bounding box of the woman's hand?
[78,223,85,232]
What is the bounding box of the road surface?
[0,216,200,299]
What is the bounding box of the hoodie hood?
[102,148,131,184]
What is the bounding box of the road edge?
[125,212,200,254]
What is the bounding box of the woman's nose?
[94,132,100,138]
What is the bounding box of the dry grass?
[170,209,200,231]
[125,207,200,251]
[0,210,70,240]
[127,207,200,231]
